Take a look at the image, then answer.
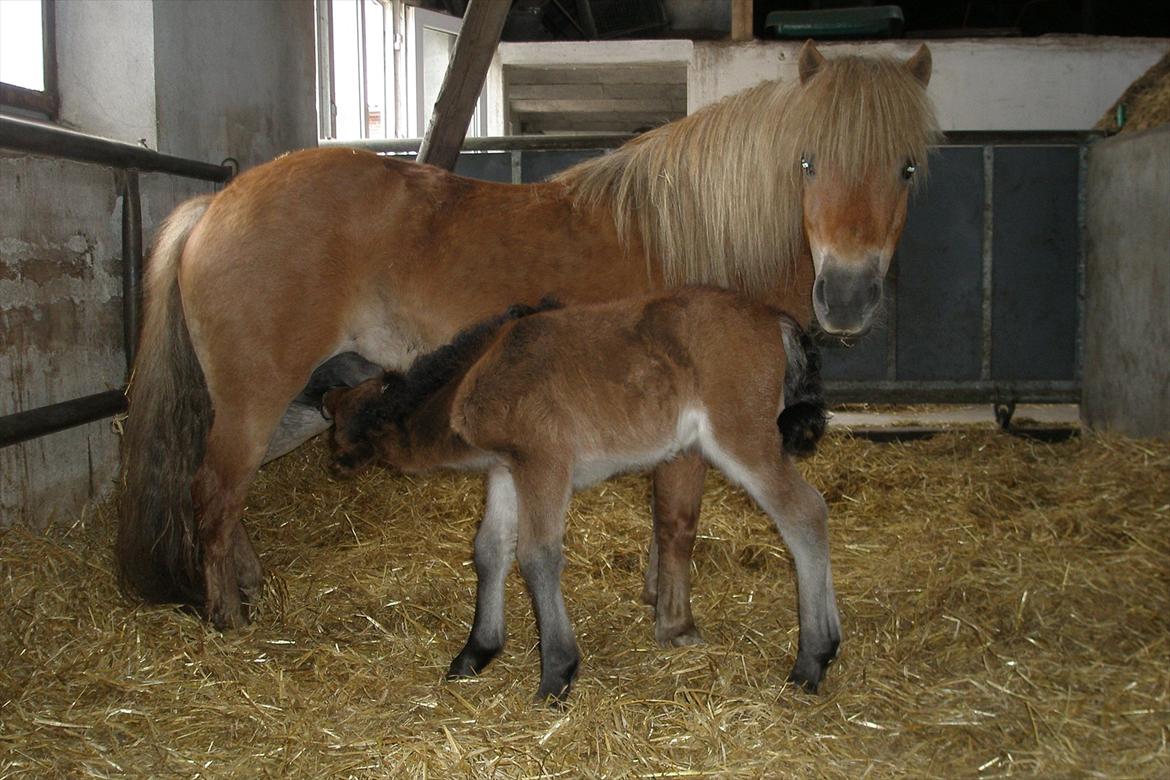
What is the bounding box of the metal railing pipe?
[0,114,232,181]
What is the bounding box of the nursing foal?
[323,288,838,704]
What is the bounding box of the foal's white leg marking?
[696,412,840,686]
[470,466,519,651]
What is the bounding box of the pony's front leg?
[646,452,706,646]
[448,466,518,679]
[512,460,578,706]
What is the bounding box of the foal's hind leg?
[449,466,518,679]
[645,452,707,646]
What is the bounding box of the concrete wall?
[1082,126,1170,438]
[0,163,210,528]
[689,37,1169,129]
[1,0,318,528]
[152,0,318,170]
[56,0,157,146]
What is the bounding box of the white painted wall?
[500,36,1168,131]
[689,37,1170,130]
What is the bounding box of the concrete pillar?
[1082,126,1170,437]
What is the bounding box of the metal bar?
[942,130,1103,145]
[322,133,633,154]
[0,390,126,449]
[1074,143,1089,386]
[981,146,995,381]
[0,115,232,181]
[325,131,1102,157]
[825,380,1080,405]
[120,170,143,374]
[839,426,1079,444]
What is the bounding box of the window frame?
[0,0,59,118]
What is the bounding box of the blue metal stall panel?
[991,146,1079,381]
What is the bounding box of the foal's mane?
[554,53,940,294]
[351,299,563,436]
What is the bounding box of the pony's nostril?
[813,276,828,310]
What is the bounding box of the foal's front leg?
[448,466,519,679]
[645,452,706,646]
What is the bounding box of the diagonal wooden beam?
[416,0,512,171]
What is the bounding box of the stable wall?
[1082,126,1170,438]
[1,0,318,528]
[689,37,1168,129]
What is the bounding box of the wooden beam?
[416,0,511,171]
[730,0,753,42]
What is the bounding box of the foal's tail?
[116,195,214,609]
[778,316,828,457]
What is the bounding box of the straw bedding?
[2,430,1167,778]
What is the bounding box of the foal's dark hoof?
[446,640,500,679]
[787,649,837,694]
[534,681,573,709]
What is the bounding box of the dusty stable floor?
[1,430,1168,778]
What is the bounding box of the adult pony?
[322,288,834,704]
[117,42,937,630]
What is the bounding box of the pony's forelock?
[553,52,939,295]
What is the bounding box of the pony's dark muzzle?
[812,261,883,336]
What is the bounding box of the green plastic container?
[765,5,905,38]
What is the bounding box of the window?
[0,0,57,117]
[318,0,492,141]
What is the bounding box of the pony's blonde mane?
[553,53,940,293]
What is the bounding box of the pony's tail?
[116,195,214,609]
[778,316,828,457]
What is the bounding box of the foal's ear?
[798,40,826,85]
[905,43,932,87]
[322,388,346,419]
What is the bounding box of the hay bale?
[1096,50,1170,135]
[1,431,1167,777]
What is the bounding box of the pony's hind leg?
[192,400,285,629]
[646,452,707,647]
[448,466,518,679]
[512,459,579,705]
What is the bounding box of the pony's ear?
[905,44,932,87]
[798,40,826,85]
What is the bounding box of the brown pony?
[322,288,834,704]
[116,42,937,631]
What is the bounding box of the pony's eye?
[902,162,917,181]
[801,156,815,177]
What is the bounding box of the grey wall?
[1,0,319,528]
[153,0,318,170]
[1082,126,1170,438]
